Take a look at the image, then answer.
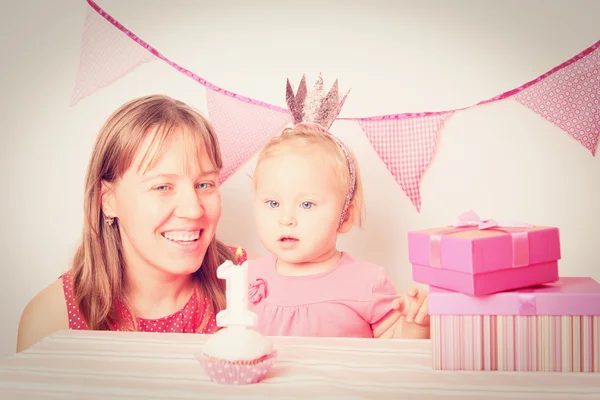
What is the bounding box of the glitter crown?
[285,73,350,130]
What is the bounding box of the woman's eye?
[155,185,170,192]
[267,200,279,208]
[301,201,313,209]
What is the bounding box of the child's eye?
[301,201,314,209]
[196,182,213,190]
[267,200,279,208]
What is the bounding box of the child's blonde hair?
[254,122,365,228]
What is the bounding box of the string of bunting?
[71,0,600,212]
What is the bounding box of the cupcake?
[197,326,277,385]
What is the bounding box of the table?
[0,330,598,399]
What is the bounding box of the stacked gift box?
[407,211,599,373]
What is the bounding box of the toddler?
[247,122,429,338]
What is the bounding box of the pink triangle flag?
[514,45,600,155]
[358,113,452,212]
[206,89,292,184]
[70,6,156,105]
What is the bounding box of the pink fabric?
[358,113,452,212]
[205,90,291,184]
[514,45,600,155]
[247,252,398,338]
[85,0,600,130]
[70,6,156,105]
[61,271,216,333]
[61,246,246,333]
[79,0,600,215]
[84,0,289,113]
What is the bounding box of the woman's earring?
[105,216,114,226]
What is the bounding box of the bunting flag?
[358,113,452,212]
[73,0,600,212]
[70,6,156,105]
[513,43,600,155]
[206,90,291,184]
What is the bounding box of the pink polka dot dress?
[61,246,247,333]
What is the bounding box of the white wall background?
[1,0,599,358]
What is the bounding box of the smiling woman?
[16,95,248,352]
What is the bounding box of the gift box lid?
[429,277,600,316]
[408,223,561,275]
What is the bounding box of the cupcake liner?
[197,350,278,385]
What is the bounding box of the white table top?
[0,330,598,399]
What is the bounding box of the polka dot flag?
[206,89,291,184]
[514,45,599,155]
[70,6,156,106]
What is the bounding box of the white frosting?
[202,326,273,361]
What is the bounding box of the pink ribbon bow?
[430,210,533,269]
[453,210,534,230]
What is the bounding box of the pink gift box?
[407,224,561,295]
[429,277,600,372]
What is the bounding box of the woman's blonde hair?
[71,94,235,331]
[254,122,365,228]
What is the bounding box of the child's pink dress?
[61,246,246,333]
[247,252,399,338]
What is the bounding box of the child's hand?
[391,286,430,339]
[392,286,430,325]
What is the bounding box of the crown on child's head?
[284,73,356,228]
[285,73,350,131]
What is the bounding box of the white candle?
[215,255,257,329]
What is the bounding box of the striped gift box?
[429,277,600,372]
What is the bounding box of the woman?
[17,95,247,351]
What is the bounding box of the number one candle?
[215,248,258,329]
